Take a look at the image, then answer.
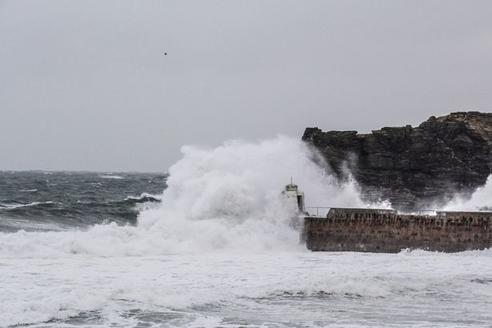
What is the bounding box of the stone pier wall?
[304,208,492,252]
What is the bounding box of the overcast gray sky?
[1,0,491,172]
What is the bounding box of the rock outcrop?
[302,112,492,210]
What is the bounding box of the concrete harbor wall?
[304,208,492,252]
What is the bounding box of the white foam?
[2,251,492,327]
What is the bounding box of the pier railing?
[305,206,331,217]
[305,207,438,217]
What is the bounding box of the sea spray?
[442,176,492,211]
[0,136,372,257]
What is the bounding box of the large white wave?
[0,136,376,257]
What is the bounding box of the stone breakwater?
[304,208,492,252]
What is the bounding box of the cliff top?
[306,111,492,138]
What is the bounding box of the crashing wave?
[0,136,373,257]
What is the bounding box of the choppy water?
[0,171,166,232]
[1,137,492,327]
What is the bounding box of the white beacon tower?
[281,178,306,214]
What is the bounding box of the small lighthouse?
[281,178,306,214]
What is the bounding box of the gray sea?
[1,137,492,327]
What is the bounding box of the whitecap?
[99,175,125,180]
[0,201,55,210]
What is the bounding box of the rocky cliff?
[302,112,492,210]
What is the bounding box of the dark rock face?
[302,112,492,210]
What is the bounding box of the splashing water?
[0,136,373,257]
[441,176,492,211]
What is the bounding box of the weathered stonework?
[302,112,492,210]
[304,208,492,253]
